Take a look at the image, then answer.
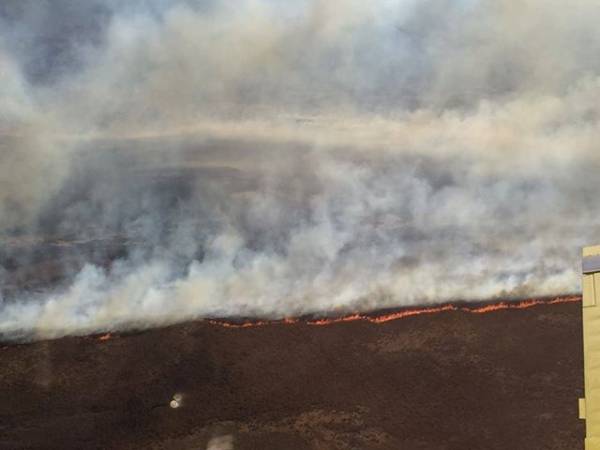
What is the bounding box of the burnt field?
[0,298,585,450]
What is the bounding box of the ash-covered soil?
[0,301,584,450]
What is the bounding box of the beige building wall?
[581,245,600,450]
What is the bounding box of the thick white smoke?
[1,0,600,338]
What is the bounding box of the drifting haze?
[1,0,600,338]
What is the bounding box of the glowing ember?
[208,295,581,329]
[98,333,112,341]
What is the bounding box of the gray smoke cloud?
[1,0,599,339]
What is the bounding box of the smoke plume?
[1,0,599,338]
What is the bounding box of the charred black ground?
[0,299,584,450]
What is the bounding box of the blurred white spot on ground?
[207,435,234,450]
[169,393,183,409]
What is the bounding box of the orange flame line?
[98,333,112,341]
[208,295,582,329]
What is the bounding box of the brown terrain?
[0,297,585,450]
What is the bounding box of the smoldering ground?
[2,0,600,338]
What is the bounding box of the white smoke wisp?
[1,0,600,339]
